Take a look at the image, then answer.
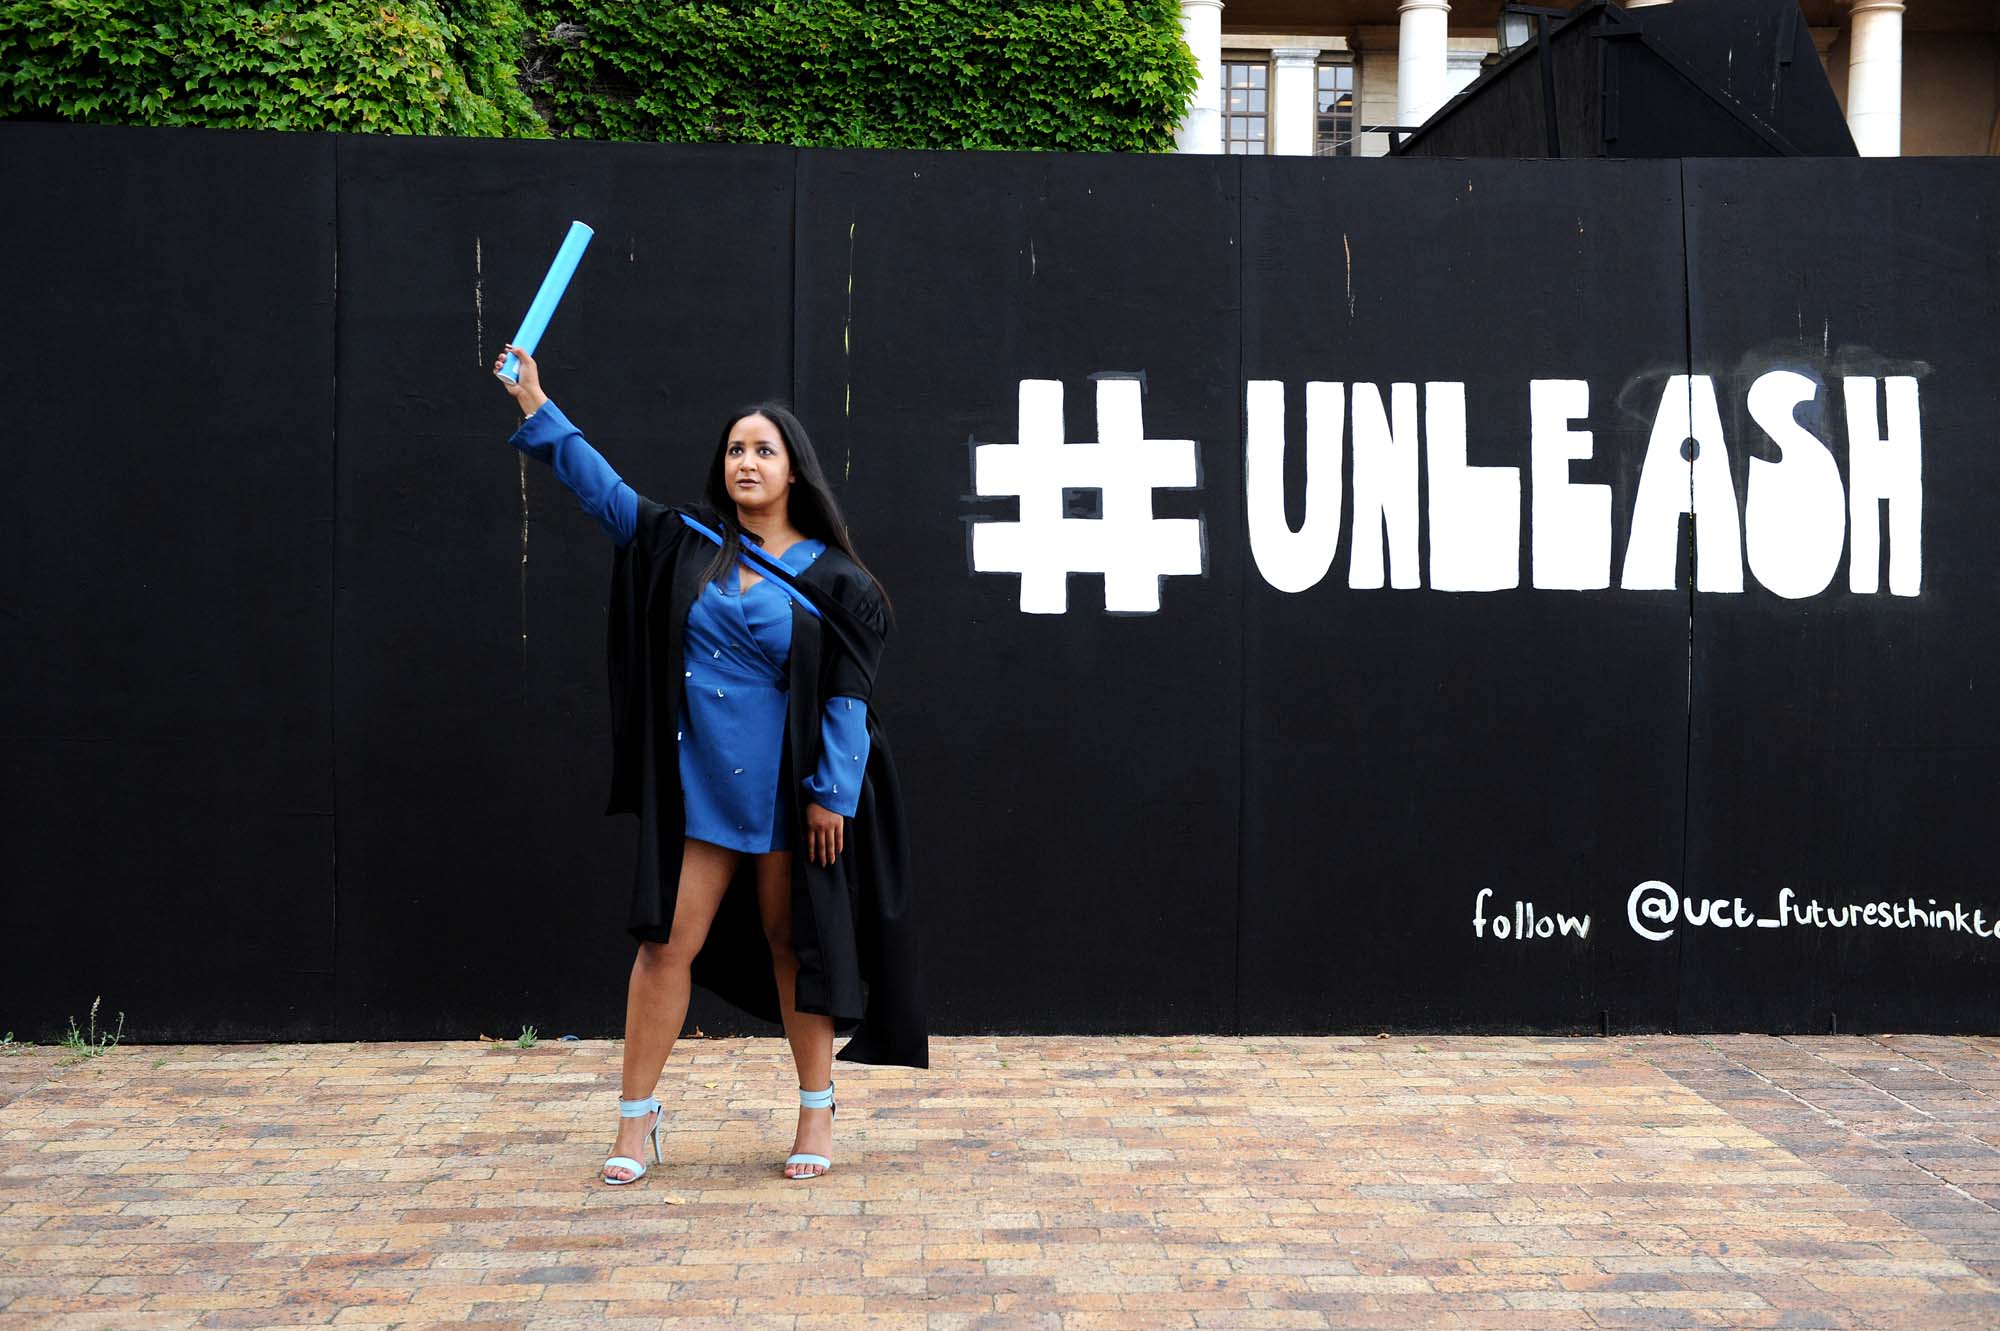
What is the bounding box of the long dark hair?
[700,402,888,610]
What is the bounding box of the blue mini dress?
[510,400,869,854]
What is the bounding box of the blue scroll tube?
[496,220,595,384]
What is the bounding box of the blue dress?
[509,400,870,854]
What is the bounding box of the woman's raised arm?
[494,345,639,545]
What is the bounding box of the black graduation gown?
[605,497,927,1069]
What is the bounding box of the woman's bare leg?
[755,850,836,1177]
[604,838,737,1181]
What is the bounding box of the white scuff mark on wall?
[1343,233,1355,320]
[844,217,857,480]
[1030,237,1037,278]
[474,236,484,367]
[843,217,857,417]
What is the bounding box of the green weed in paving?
[60,996,124,1062]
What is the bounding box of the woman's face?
[723,412,793,515]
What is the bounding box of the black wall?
[6,124,1995,1040]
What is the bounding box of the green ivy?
[0,0,544,136]
[529,0,1197,152]
[0,0,1196,152]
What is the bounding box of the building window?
[1223,59,1268,155]
[1315,61,1356,156]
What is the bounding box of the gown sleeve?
[803,696,870,817]
[508,400,640,546]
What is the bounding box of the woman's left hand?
[493,344,548,418]
[805,802,845,867]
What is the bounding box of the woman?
[493,345,926,1185]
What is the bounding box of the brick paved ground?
[5,1035,2000,1330]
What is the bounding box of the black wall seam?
[1231,156,1248,1038]
[789,148,801,409]
[1676,156,1695,1036]
[328,131,343,1017]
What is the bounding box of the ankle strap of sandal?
[618,1096,661,1117]
[798,1083,834,1109]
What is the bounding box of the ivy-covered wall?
[1,0,1195,152]
[531,1,1196,152]
[0,1,544,136]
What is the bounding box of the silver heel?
[784,1080,835,1179]
[603,1096,662,1184]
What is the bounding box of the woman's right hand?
[493,344,549,418]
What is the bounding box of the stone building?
[1172,0,1999,158]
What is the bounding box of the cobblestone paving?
[5,1035,2000,1329]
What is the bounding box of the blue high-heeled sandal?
[602,1095,662,1185]
[784,1081,835,1179]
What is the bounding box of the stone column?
[1845,0,1904,157]
[1271,46,1323,155]
[1175,0,1226,154]
[1396,0,1451,130]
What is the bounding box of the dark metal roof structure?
[1394,0,1858,158]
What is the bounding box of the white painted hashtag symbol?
[971,378,1204,614]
